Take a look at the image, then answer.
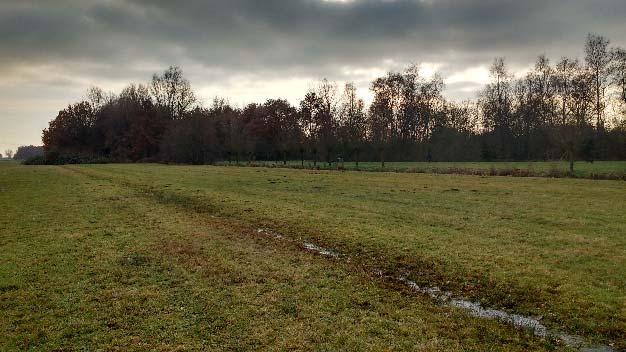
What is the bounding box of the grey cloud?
[3,0,626,78]
[1,0,626,129]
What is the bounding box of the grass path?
[0,163,559,350]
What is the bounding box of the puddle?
[255,228,614,351]
[396,276,549,336]
[397,276,452,300]
[256,228,339,258]
[392,277,613,351]
[256,228,283,239]
[449,299,548,336]
[302,243,340,258]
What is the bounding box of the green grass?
[2,163,625,350]
[222,160,626,179]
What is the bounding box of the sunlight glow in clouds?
[446,66,490,86]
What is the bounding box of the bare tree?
[555,57,579,125]
[569,69,595,127]
[86,86,115,112]
[299,92,319,166]
[534,55,557,126]
[611,47,626,106]
[479,58,514,158]
[338,82,367,167]
[313,79,339,165]
[484,58,514,131]
[151,66,196,120]
[369,76,396,168]
[585,33,612,131]
[4,149,14,159]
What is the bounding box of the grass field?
[219,160,626,179]
[1,162,624,350]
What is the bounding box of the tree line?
[12,146,44,160]
[39,34,626,166]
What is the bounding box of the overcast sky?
[2,0,626,153]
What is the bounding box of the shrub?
[22,152,114,165]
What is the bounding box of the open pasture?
[1,163,624,350]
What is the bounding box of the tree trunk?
[596,74,602,131]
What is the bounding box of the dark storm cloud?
[3,0,626,80]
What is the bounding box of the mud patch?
[0,284,19,293]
